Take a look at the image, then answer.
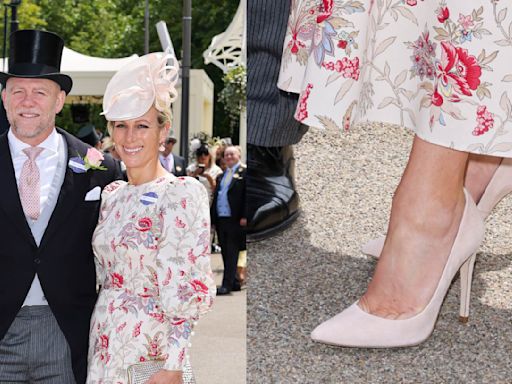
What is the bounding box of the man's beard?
[9,112,54,140]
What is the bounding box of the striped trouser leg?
[247,0,309,147]
[0,306,76,383]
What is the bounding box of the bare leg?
[465,153,502,204]
[359,135,468,319]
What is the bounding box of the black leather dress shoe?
[216,286,232,295]
[247,144,300,242]
[232,283,242,292]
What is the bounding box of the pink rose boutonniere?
[68,148,107,173]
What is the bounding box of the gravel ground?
[247,122,512,384]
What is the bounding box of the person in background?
[211,145,247,295]
[100,136,119,159]
[235,144,247,286]
[160,136,187,176]
[187,144,223,205]
[237,249,247,287]
[101,136,126,174]
[76,123,102,150]
[215,140,228,171]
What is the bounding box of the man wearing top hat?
[76,123,102,149]
[0,30,122,383]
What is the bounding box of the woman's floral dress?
[87,174,215,383]
[279,0,512,157]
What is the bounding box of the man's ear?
[54,90,66,114]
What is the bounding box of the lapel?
[0,133,37,247]
[172,155,185,175]
[38,129,90,251]
[227,164,243,191]
[171,154,177,174]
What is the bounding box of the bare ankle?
[465,155,502,203]
[389,191,465,239]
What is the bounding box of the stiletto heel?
[311,189,484,348]
[362,158,512,258]
[459,252,477,324]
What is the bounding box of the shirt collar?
[159,153,172,161]
[8,128,60,158]
[228,162,241,172]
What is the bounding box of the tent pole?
[180,0,191,160]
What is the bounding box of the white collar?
[8,128,60,158]
[228,161,241,171]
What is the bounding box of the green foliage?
[30,0,142,58]
[57,103,108,137]
[219,65,246,127]
[0,0,239,138]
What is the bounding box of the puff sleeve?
[92,180,125,287]
[155,177,216,370]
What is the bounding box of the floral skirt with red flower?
[279,0,512,156]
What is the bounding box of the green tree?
[0,2,46,45]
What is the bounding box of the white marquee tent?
[1,47,138,98]
[203,0,245,71]
[61,47,138,97]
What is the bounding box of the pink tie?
[19,147,44,220]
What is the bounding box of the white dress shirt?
[8,128,64,306]
[8,128,61,218]
[160,153,175,173]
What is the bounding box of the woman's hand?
[203,172,216,189]
[191,168,203,177]
[147,369,183,384]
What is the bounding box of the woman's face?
[111,107,168,172]
[197,154,210,166]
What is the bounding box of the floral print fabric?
[87,174,215,383]
[279,0,512,157]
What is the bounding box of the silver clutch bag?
[127,358,195,384]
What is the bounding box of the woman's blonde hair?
[101,136,114,152]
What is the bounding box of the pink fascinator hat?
[101,51,179,121]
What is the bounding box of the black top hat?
[76,123,100,146]
[0,30,73,94]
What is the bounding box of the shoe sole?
[310,335,429,348]
[247,209,301,243]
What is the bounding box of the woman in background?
[187,144,223,205]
